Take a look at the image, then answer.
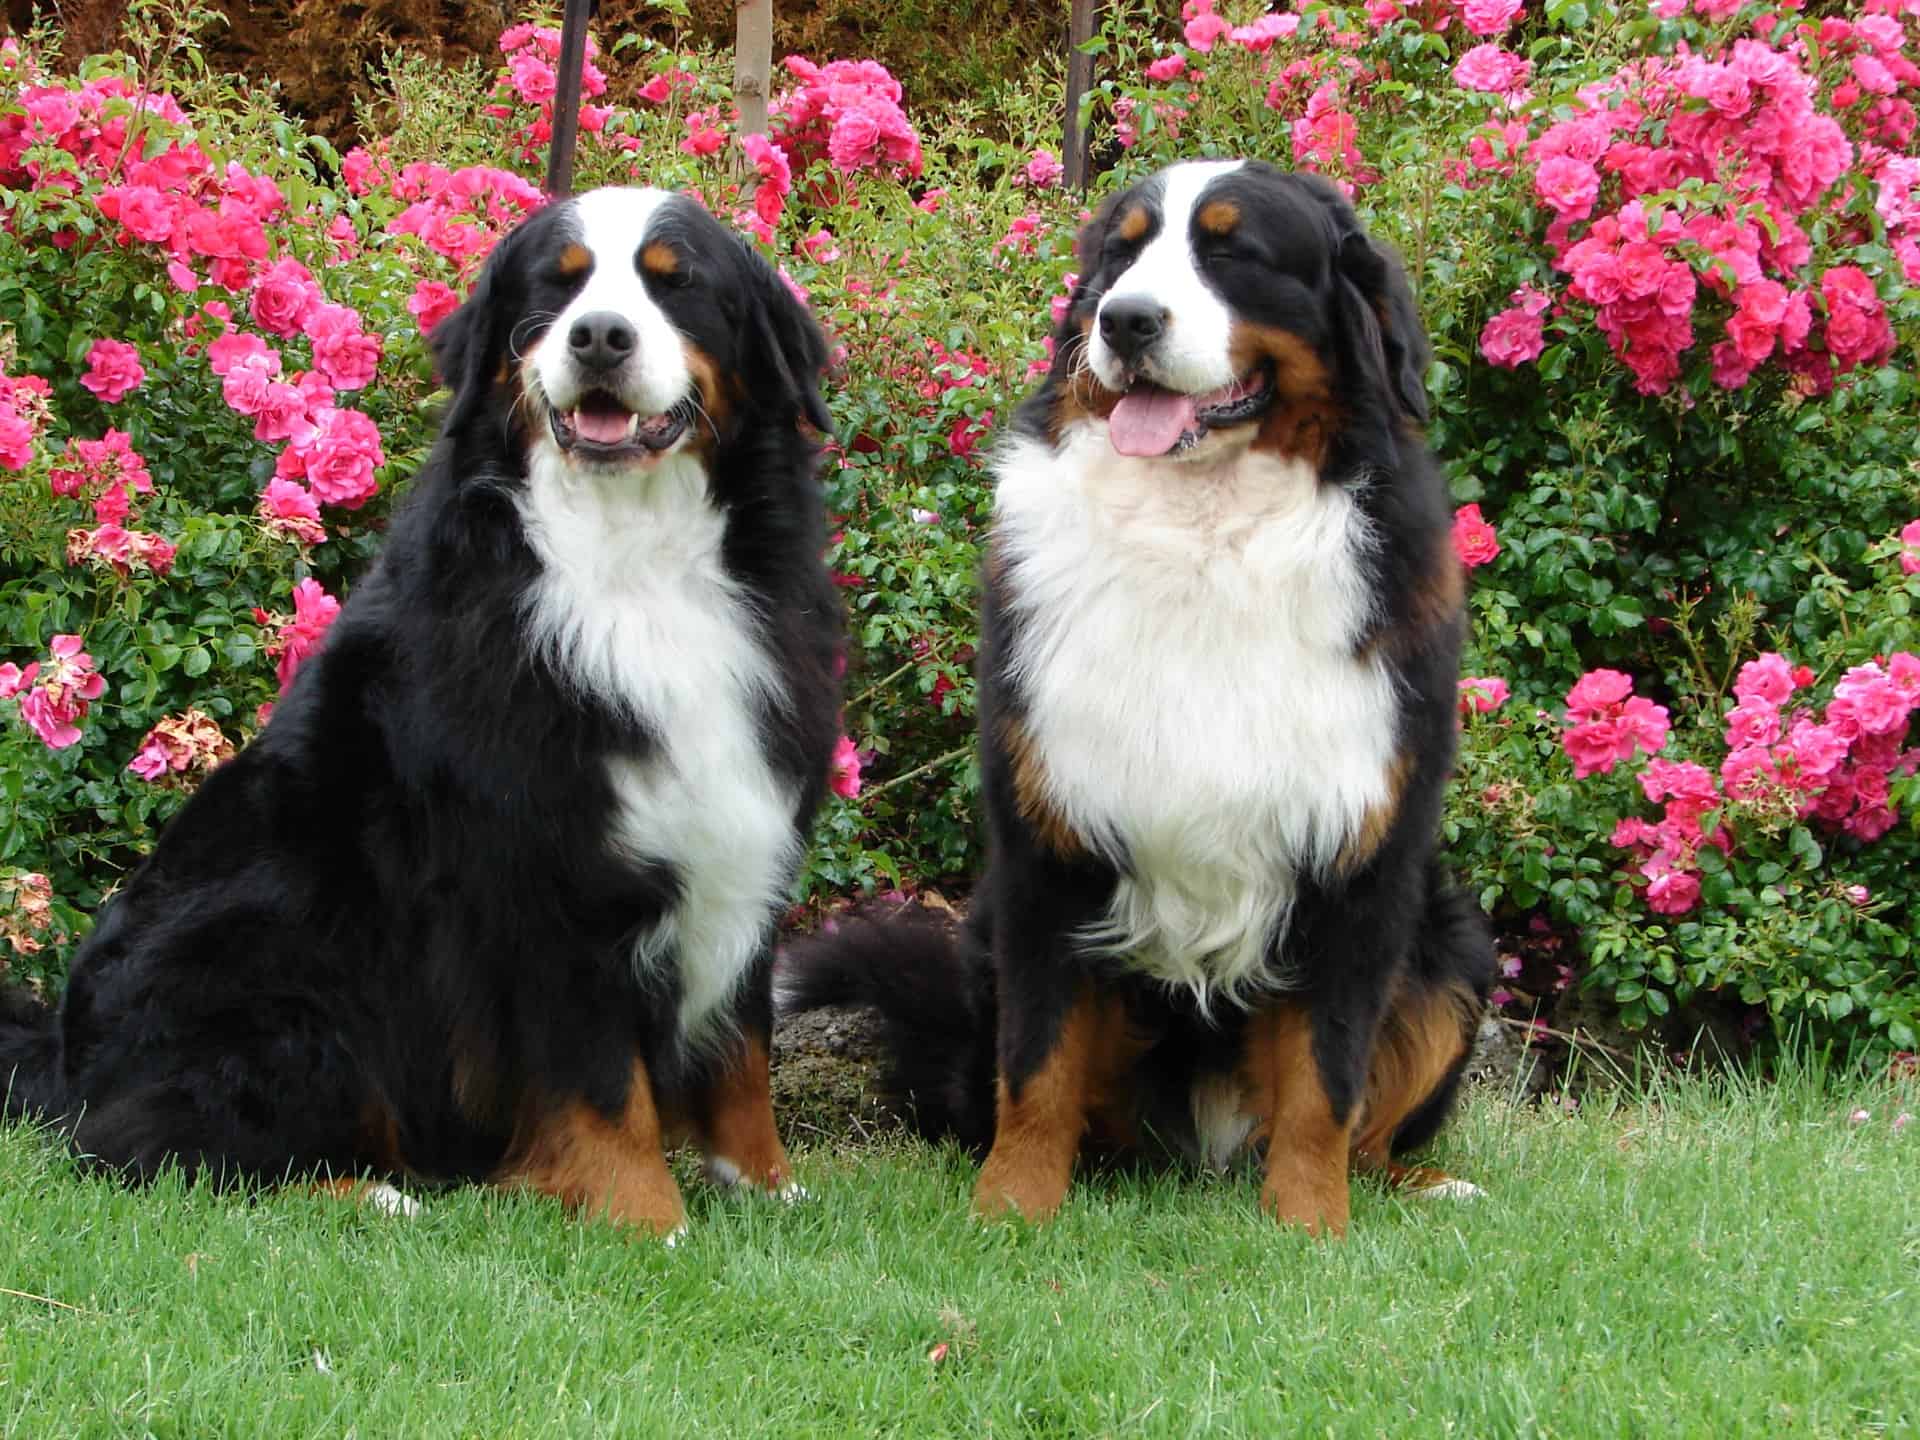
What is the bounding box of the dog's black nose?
[567,311,636,372]
[1098,298,1169,364]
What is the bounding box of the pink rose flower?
[259,477,327,546]
[1723,701,1782,750]
[1734,653,1798,709]
[305,302,383,391]
[207,331,280,379]
[79,339,146,405]
[251,380,318,446]
[1617,696,1671,755]
[1479,288,1550,368]
[828,734,863,798]
[1023,149,1064,189]
[1642,853,1701,915]
[407,280,460,336]
[1453,45,1531,96]
[1833,663,1910,737]
[1900,519,1920,576]
[1563,670,1667,777]
[1451,503,1500,567]
[1184,11,1231,50]
[1459,676,1511,714]
[264,577,342,691]
[1564,720,1623,779]
[1534,155,1601,219]
[1461,0,1525,37]
[248,257,322,337]
[291,407,386,509]
[681,111,727,157]
[3,634,107,751]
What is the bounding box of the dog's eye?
[638,243,694,289]
[1203,237,1267,268]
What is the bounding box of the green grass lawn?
[2,1067,1915,1439]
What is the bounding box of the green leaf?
[1788,826,1823,871]
[182,645,213,678]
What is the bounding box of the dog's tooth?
[625,412,640,439]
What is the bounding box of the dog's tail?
[0,983,65,1123]
[775,906,997,1152]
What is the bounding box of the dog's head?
[429,186,832,467]
[1052,160,1429,463]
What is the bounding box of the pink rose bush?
[2,11,1915,1057]
[1580,652,1920,918]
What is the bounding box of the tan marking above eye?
[641,241,680,277]
[1117,206,1151,243]
[557,242,592,278]
[1198,200,1241,236]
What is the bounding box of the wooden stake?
[545,0,596,199]
[1063,0,1104,192]
[734,0,774,139]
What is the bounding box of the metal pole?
[1063,0,1103,192]
[545,0,596,198]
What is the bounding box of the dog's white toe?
[1411,1177,1485,1201]
[365,1182,421,1218]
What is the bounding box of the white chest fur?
[992,427,1400,1013]
[517,447,799,1043]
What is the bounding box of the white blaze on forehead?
[534,186,693,417]
[1091,159,1246,395]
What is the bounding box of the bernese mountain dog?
[0,186,841,1238]
[780,159,1495,1237]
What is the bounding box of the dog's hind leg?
[63,1008,389,1195]
[974,985,1138,1222]
[1348,975,1485,1202]
[496,1057,686,1240]
[691,1029,799,1200]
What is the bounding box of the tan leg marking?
[695,1034,794,1194]
[1245,1004,1354,1238]
[496,1058,686,1238]
[974,988,1138,1222]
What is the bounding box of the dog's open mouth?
[1107,364,1275,458]
[549,391,692,460]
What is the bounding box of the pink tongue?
[1108,386,1199,458]
[573,406,631,444]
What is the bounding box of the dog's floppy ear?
[427,256,505,436]
[1336,229,1431,425]
[739,239,834,437]
[1059,189,1133,338]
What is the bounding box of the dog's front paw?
[973,1153,1071,1223]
